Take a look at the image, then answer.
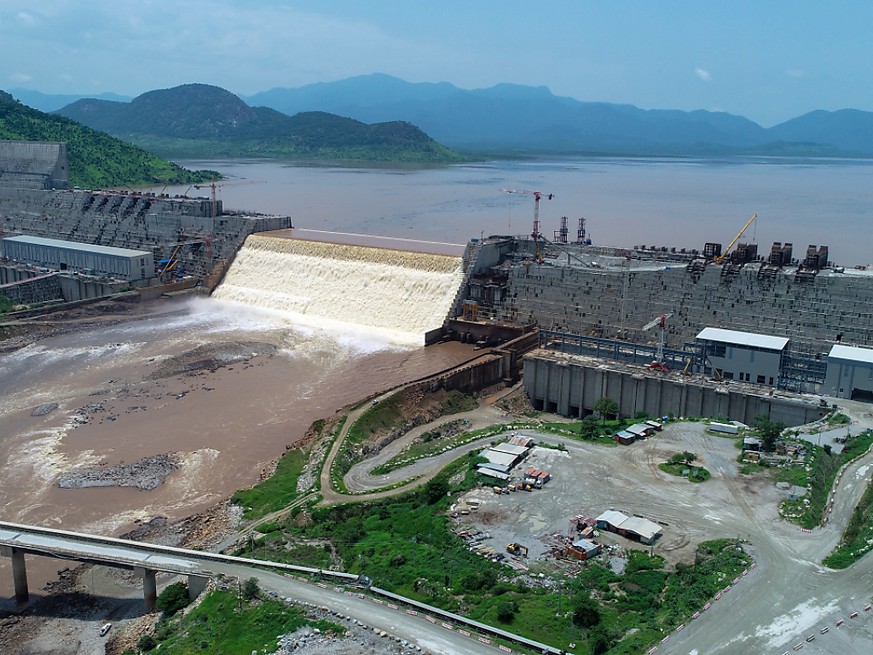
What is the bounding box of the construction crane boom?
[642,312,674,371]
[501,188,553,262]
[714,214,757,264]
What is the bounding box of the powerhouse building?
[696,327,788,386]
[2,235,155,282]
[823,344,873,401]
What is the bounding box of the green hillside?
[0,91,217,188]
[56,84,466,162]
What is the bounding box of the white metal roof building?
[696,327,788,386]
[824,344,873,400]
[2,235,155,282]
[595,510,663,545]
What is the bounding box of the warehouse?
[696,327,788,386]
[2,235,155,282]
[823,344,873,401]
[595,510,662,545]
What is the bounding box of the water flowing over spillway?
[213,235,465,344]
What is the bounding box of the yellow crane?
[714,214,757,264]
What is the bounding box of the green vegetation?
[156,582,190,617]
[659,453,711,483]
[55,84,466,163]
[237,455,750,654]
[139,588,341,655]
[780,429,873,529]
[594,397,620,422]
[827,412,851,426]
[752,415,785,452]
[0,91,217,188]
[231,447,309,520]
[0,294,13,314]
[824,477,873,569]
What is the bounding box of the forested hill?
[0,91,217,188]
[55,84,464,162]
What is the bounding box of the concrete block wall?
[495,262,873,355]
[0,272,62,304]
[524,350,829,427]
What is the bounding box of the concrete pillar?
[11,548,29,605]
[135,567,157,610]
[187,574,209,601]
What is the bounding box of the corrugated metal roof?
[481,449,519,467]
[829,344,873,365]
[491,443,529,456]
[696,327,789,351]
[626,424,652,436]
[620,516,662,540]
[3,235,151,258]
[596,510,628,527]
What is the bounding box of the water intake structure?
[213,233,465,344]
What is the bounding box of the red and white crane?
[502,189,554,262]
[642,312,674,372]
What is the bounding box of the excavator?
[506,543,529,557]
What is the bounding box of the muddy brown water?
[0,296,476,596]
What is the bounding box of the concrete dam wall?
[0,187,291,281]
[473,240,873,355]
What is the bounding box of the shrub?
[137,634,157,652]
[496,598,518,623]
[242,577,260,600]
[156,582,189,617]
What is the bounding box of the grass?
[231,448,308,520]
[824,478,873,569]
[143,589,341,655]
[236,454,752,655]
[658,462,711,483]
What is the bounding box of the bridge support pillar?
[11,548,29,605]
[1,545,30,605]
[135,567,157,610]
[187,574,208,601]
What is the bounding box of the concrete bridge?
[0,521,213,609]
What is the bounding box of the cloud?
[9,72,32,83]
[786,68,806,78]
[15,11,36,26]
[694,67,711,82]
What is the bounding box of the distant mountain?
[55,84,463,162]
[0,91,216,188]
[244,74,873,156]
[10,88,132,113]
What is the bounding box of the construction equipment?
[193,183,223,218]
[506,543,529,557]
[714,214,758,264]
[642,312,674,372]
[502,189,553,262]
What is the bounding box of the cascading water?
[213,234,465,344]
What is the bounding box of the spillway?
[212,233,466,344]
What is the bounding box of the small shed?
[626,423,654,439]
[567,539,601,561]
[645,420,663,431]
[614,431,635,445]
[743,436,761,452]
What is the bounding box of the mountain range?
[52,84,462,162]
[15,74,873,157]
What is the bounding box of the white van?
[99,623,112,637]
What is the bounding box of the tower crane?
[714,214,757,264]
[193,182,223,218]
[501,189,554,262]
[641,312,674,372]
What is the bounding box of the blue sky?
[2,1,871,126]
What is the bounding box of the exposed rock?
[57,453,180,491]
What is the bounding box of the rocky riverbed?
[57,453,180,491]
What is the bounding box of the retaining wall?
[524,349,828,427]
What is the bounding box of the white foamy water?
[213,235,465,345]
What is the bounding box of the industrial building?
[823,344,873,401]
[2,235,155,282]
[696,327,787,386]
[594,510,662,545]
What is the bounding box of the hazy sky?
[3,1,871,126]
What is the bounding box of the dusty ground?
[453,423,785,570]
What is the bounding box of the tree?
[423,478,449,505]
[682,451,697,465]
[572,595,601,628]
[496,598,519,623]
[580,415,600,440]
[137,634,157,652]
[593,397,619,423]
[752,415,785,452]
[242,576,260,600]
[155,582,189,616]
